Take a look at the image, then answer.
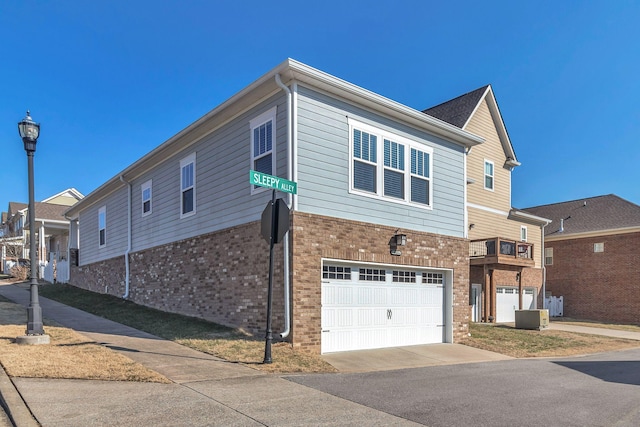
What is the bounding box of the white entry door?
[321,263,447,353]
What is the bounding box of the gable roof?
[423,85,519,168]
[423,85,489,129]
[523,195,640,238]
[41,188,84,205]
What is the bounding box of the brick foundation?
[71,221,284,334]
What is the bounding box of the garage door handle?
[387,309,392,320]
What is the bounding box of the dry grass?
[179,338,337,373]
[0,302,169,382]
[464,322,640,358]
[553,318,640,333]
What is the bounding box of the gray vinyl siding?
[295,86,465,237]
[78,93,288,264]
[78,188,128,265]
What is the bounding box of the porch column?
[518,269,523,310]
[490,269,496,322]
[484,268,493,322]
[39,222,46,265]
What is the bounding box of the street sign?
[250,170,297,194]
[261,198,290,244]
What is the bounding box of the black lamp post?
[18,110,45,336]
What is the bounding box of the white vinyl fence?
[42,256,70,284]
[545,296,564,317]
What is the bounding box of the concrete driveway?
[291,347,640,426]
[322,343,511,372]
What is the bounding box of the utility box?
[515,309,549,330]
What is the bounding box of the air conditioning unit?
[515,309,549,330]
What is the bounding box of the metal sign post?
[250,170,296,364]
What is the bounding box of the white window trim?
[180,153,196,219]
[594,242,604,253]
[250,106,277,195]
[545,247,553,266]
[348,118,433,209]
[520,225,528,242]
[98,206,106,248]
[484,159,494,191]
[141,179,152,217]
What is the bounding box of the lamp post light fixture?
[16,111,49,344]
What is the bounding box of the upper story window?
[98,206,106,248]
[141,180,152,217]
[180,153,196,218]
[544,247,553,265]
[250,107,277,193]
[520,226,528,242]
[484,160,494,191]
[594,242,604,253]
[349,118,433,208]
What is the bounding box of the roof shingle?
[523,195,640,237]
[422,85,490,128]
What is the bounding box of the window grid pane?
[359,268,386,281]
[424,273,444,284]
[393,271,416,283]
[322,265,352,280]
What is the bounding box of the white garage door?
[496,287,536,323]
[321,263,446,353]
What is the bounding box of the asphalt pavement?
[2,280,640,426]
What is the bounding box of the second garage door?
[321,263,448,354]
[496,287,536,323]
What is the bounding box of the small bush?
[10,265,28,281]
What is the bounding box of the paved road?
[288,348,640,426]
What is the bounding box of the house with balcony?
[424,86,550,323]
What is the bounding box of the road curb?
[0,363,39,427]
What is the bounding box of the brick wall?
[545,232,640,324]
[291,212,470,352]
[71,221,285,334]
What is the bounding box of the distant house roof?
[422,85,490,128]
[5,201,69,224]
[523,195,640,238]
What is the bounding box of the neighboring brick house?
[424,85,551,323]
[524,194,640,324]
[1,188,83,274]
[66,59,485,354]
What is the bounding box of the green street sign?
[250,170,297,194]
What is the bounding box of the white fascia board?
[284,59,483,148]
[462,85,519,166]
[508,209,552,225]
[545,226,640,242]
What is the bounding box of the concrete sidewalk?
[0,282,424,426]
[547,321,640,340]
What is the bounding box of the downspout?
[463,147,469,238]
[119,175,132,299]
[541,222,549,309]
[275,73,291,339]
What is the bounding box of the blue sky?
[1,1,639,210]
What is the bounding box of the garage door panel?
[322,264,447,353]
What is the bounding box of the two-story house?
[65,59,484,354]
[1,188,83,275]
[424,85,551,323]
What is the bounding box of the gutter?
[274,73,291,339]
[119,175,132,299]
